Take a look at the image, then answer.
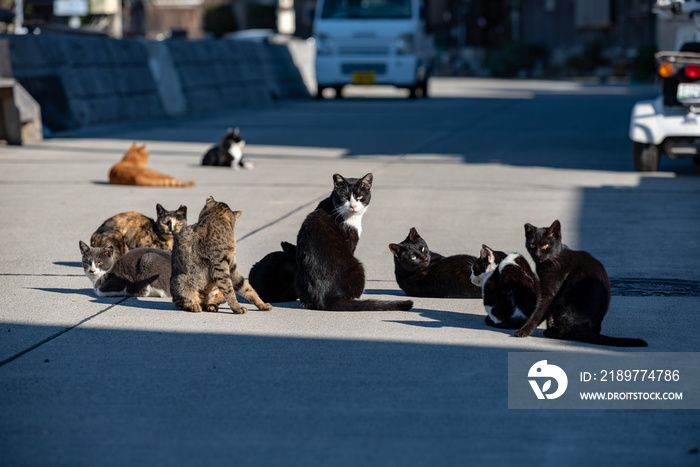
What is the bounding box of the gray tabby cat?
[170,196,272,314]
[79,240,172,297]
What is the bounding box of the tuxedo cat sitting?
[295,173,413,311]
[389,227,481,298]
[514,220,647,347]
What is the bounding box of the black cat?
[515,220,647,347]
[295,173,413,311]
[389,227,481,298]
[470,245,539,329]
[248,241,298,303]
[201,127,253,169]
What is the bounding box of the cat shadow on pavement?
[385,307,492,332]
[53,261,82,269]
[31,287,99,298]
[362,288,409,298]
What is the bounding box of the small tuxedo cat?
[201,127,253,169]
[389,227,481,298]
[515,220,647,347]
[295,173,413,311]
[470,245,539,329]
[90,204,187,259]
[248,241,298,303]
[171,196,271,314]
[110,143,196,187]
[79,241,172,297]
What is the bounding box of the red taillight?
[685,65,700,78]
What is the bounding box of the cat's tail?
[575,330,648,347]
[134,173,196,187]
[325,299,413,311]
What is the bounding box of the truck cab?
[312,0,435,98]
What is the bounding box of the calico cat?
[170,196,272,314]
[515,220,647,347]
[201,127,254,169]
[470,245,539,329]
[90,204,187,259]
[389,227,481,298]
[109,143,196,187]
[79,241,172,297]
[248,241,298,303]
[295,173,413,311]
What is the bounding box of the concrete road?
[1,78,699,466]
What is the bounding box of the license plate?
[352,71,376,85]
[677,82,700,104]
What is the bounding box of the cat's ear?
[232,210,242,220]
[360,173,373,189]
[547,220,562,240]
[79,240,90,254]
[408,227,421,242]
[206,196,216,205]
[156,204,166,217]
[389,243,405,258]
[524,223,536,237]
[233,127,240,136]
[281,241,295,253]
[480,244,494,261]
[333,173,346,188]
[104,244,114,257]
[177,205,187,217]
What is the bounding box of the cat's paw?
[259,302,272,311]
[232,306,248,314]
[206,304,219,312]
[190,303,203,313]
[514,327,533,338]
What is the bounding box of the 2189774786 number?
[581,369,681,382]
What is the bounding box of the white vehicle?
[312,0,435,99]
[629,0,700,171]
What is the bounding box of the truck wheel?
[420,79,429,98]
[316,87,326,99]
[633,142,660,172]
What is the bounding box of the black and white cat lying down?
[470,245,538,329]
[201,127,254,169]
[79,241,172,298]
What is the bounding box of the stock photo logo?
[528,360,568,400]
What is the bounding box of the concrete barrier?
[7,32,311,131]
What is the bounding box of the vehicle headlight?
[315,34,334,55]
[396,34,415,54]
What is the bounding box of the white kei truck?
[312,0,435,99]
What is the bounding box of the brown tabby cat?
[109,143,196,187]
[170,196,272,314]
[91,204,187,259]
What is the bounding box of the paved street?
[1,78,699,466]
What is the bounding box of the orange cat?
[109,143,196,187]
